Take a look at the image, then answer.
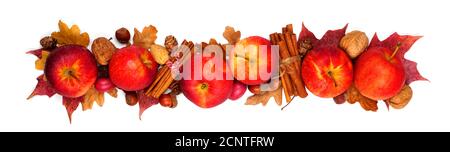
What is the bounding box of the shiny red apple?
[354,47,405,100]
[180,52,233,108]
[95,78,114,92]
[228,80,247,100]
[301,46,353,98]
[44,45,98,98]
[109,45,158,91]
[229,36,273,85]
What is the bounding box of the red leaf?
[298,23,318,46]
[369,33,427,84]
[333,93,346,104]
[137,90,158,120]
[27,74,56,100]
[63,96,83,124]
[27,49,43,59]
[383,100,390,111]
[368,33,381,48]
[403,59,429,84]
[317,24,348,48]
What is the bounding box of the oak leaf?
[246,86,282,106]
[81,87,104,111]
[223,26,241,45]
[133,25,158,49]
[51,20,90,47]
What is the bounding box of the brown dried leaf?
[359,97,378,112]
[246,86,282,106]
[223,26,241,45]
[345,85,360,104]
[133,25,158,49]
[107,88,118,98]
[51,20,90,47]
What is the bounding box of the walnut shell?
[150,44,169,65]
[340,30,368,59]
[388,85,413,109]
[92,37,116,65]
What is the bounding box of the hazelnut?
[115,27,131,43]
[339,30,368,59]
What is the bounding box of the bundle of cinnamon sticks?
[145,40,194,98]
[270,24,308,102]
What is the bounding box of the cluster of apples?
[44,45,158,97]
[32,23,425,114]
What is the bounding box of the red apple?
[354,47,405,100]
[229,36,273,85]
[95,78,114,92]
[228,80,247,100]
[109,45,158,91]
[301,46,353,98]
[44,45,98,98]
[180,53,233,108]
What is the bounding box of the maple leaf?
[298,23,318,47]
[137,90,158,120]
[81,87,105,111]
[27,49,44,58]
[51,20,90,47]
[27,74,56,100]
[223,26,241,45]
[369,33,427,84]
[317,24,348,48]
[246,86,283,106]
[133,25,158,49]
[63,96,83,124]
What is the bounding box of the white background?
[0,0,447,131]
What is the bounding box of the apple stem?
[200,83,208,90]
[389,43,401,60]
[67,70,79,81]
[327,71,338,87]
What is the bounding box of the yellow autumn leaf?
[81,87,104,111]
[34,50,50,70]
[51,20,90,47]
[133,25,158,49]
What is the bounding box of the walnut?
[92,37,116,65]
[150,44,169,65]
[40,36,57,50]
[387,85,413,109]
[339,30,368,59]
